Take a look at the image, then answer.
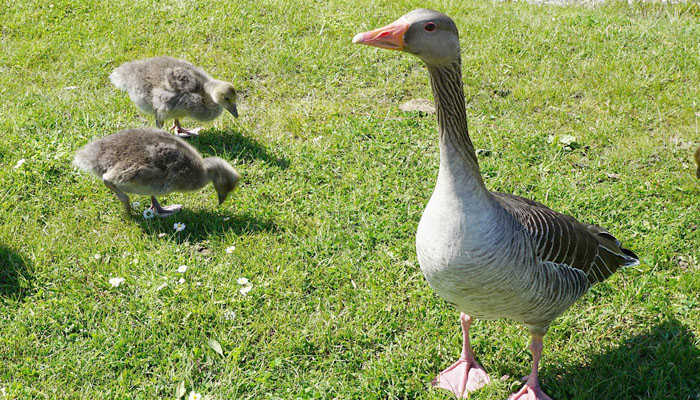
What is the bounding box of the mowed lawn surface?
[1,0,698,398]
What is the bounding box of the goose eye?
[424,22,436,32]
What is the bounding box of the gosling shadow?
[544,318,699,400]
[0,245,33,301]
[194,128,289,169]
[135,208,279,241]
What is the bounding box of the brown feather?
[493,192,639,285]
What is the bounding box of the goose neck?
[427,59,487,195]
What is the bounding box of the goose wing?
[493,193,639,285]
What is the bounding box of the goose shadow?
[193,128,289,169]
[0,245,33,301]
[134,208,279,241]
[543,318,699,400]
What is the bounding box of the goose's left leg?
[171,119,202,138]
[509,333,552,400]
[432,313,491,398]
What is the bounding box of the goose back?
[110,57,221,122]
[74,128,209,195]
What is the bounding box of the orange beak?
[352,21,410,50]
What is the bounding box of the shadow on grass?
[545,318,699,400]
[0,246,33,300]
[194,128,289,169]
[135,208,279,241]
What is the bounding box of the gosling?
[74,128,240,217]
[110,56,239,137]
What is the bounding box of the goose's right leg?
[432,313,491,398]
[103,180,132,215]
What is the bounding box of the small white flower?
[225,246,236,254]
[143,209,155,219]
[177,265,188,273]
[14,159,26,169]
[158,233,167,238]
[174,222,186,232]
[109,277,125,287]
[156,282,168,291]
[239,285,252,295]
[178,278,186,284]
[131,201,141,209]
[223,217,230,221]
[188,391,202,400]
[236,277,249,285]
[224,310,236,320]
[94,254,102,260]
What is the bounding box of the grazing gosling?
[74,128,240,217]
[695,146,700,178]
[110,56,239,138]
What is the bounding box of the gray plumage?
[110,57,238,136]
[355,9,639,399]
[74,128,240,215]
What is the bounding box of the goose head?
[209,81,239,118]
[352,9,460,67]
[204,157,241,205]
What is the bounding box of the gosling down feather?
[354,9,639,400]
[110,56,239,138]
[74,128,240,217]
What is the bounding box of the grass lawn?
[1,0,698,398]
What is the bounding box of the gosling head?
[210,81,239,118]
[352,9,460,67]
[204,157,241,205]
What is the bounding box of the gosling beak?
[226,103,238,118]
[352,20,410,50]
[217,191,228,205]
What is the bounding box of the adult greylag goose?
[110,56,238,137]
[74,128,240,217]
[354,9,639,400]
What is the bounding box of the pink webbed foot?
[152,204,182,217]
[508,382,552,400]
[432,358,491,398]
[171,126,202,138]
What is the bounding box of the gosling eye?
[424,22,436,32]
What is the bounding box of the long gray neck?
[427,59,489,201]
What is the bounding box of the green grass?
[1,0,699,398]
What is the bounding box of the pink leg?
[432,313,491,397]
[170,119,202,138]
[509,334,552,400]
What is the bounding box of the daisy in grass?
[177,265,188,273]
[188,391,202,400]
[236,277,249,285]
[109,277,125,287]
[174,222,186,232]
[225,246,236,254]
[239,285,253,295]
